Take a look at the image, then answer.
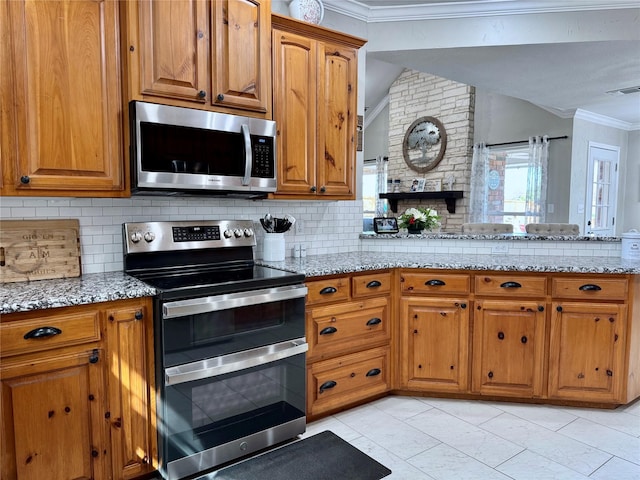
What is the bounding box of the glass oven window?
[162,353,306,463]
[163,296,305,367]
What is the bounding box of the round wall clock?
[402,116,447,173]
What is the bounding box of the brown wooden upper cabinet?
[271,14,366,199]
[0,0,125,197]
[123,0,272,118]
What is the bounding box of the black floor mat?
[208,430,392,480]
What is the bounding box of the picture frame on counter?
[373,217,399,234]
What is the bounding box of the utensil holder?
[263,233,285,261]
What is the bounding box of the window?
[469,137,548,233]
[362,156,389,232]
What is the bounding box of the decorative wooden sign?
[0,219,81,283]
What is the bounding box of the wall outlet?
[491,244,509,255]
[295,219,303,235]
[547,203,554,213]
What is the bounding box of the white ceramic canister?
[263,233,285,261]
[621,229,640,261]
[289,0,324,25]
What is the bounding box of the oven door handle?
[162,284,308,319]
[164,338,308,385]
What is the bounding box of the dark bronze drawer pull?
[366,368,381,377]
[23,326,62,340]
[500,281,522,288]
[579,284,602,291]
[319,286,337,295]
[319,327,337,335]
[366,280,382,288]
[521,336,528,344]
[425,279,446,286]
[319,380,337,393]
[366,317,382,326]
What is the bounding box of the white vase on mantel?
[289,0,324,25]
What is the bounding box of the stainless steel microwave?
[129,101,276,197]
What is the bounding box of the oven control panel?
[123,220,256,253]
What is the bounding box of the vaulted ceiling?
[323,0,640,128]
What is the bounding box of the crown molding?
[574,108,638,131]
[322,0,640,23]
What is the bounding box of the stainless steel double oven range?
[123,220,307,480]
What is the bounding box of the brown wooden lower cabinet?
[400,296,470,393]
[472,299,546,398]
[305,271,393,419]
[307,346,390,418]
[395,270,639,409]
[548,301,628,403]
[0,298,156,480]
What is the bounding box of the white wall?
[569,116,629,234]
[363,103,389,161]
[473,89,574,223]
[622,130,640,231]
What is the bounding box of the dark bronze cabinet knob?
[197,90,206,98]
[217,93,224,101]
[20,175,30,184]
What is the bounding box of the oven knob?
[223,229,233,239]
[233,229,243,238]
[144,231,156,243]
[130,231,143,243]
[243,228,253,237]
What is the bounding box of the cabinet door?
[473,300,546,398]
[549,302,627,402]
[1,0,123,194]
[0,348,109,480]
[400,297,470,393]
[105,301,155,479]
[132,0,209,102]
[316,42,358,197]
[272,29,317,195]
[212,0,271,114]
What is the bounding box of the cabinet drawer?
[307,297,389,360]
[352,272,391,298]
[306,276,350,306]
[401,272,470,295]
[552,277,628,301]
[475,274,546,297]
[1,309,101,358]
[307,346,390,417]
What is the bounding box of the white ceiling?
[324,0,640,128]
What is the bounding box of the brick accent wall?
[388,69,475,231]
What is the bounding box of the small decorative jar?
[289,0,324,25]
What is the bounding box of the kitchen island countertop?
[258,252,640,277]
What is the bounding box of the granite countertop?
[3,253,639,315]
[258,252,640,278]
[360,232,621,242]
[1,272,156,315]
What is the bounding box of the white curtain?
[468,143,489,223]
[375,155,388,217]
[525,135,549,223]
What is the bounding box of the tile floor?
[302,395,640,480]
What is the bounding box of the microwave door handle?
[241,123,251,186]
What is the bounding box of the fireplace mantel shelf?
[379,191,464,214]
